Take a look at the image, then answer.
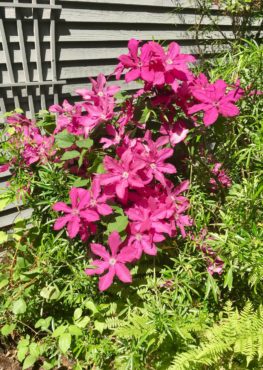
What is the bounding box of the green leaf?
[72,178,89,187]
[55,130,75,148]
[76,138,93,149]
[58,333,71,353]
[17,338,29,362]
[75,316,90,328]
[52,325,67,338]
[94,320,106,334]
[23,355,37,370]
[1,323,16,336]
[0,194,12,211]
[85,301,98,314]
[74,308,83,321]
[35,317,52,330]
[61,150,80,161]
[106,215,128,234]
[68,325,82,336]
[12,298,27,315]
[29,342,40,358]
[0,231,8,243]
[0,278,9,290]
[78,149,87,167]
[40,285,60,300]
[224,266,233,290]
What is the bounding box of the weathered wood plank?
[4,7,261,27]
[59,0,213,9]
[0,43,229,64]
[2,27,259,44]
[4,79,140,99]
[0,208,32,228]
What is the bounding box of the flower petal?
[80,209,100,222]
[91,243,110,260]
[108,231,122,256]
[52,202,71,213]
[98,267,115,291]
[67,216,80,238]
[85,260,109,276]
[69,187,79,208]
[115,263,132,283]
[54,215,71,230]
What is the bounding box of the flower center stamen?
[71,208,79,216]
[122,171,129,179]
[90,199,97,206]
[109,258,116,266]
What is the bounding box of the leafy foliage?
[0,40,262,369]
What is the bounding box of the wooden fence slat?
[50,0,59,104]
[0,43,231,64]
[0,2,61,10]
[0,208,33,229]
[1,29,260,44]
[15,1,35,117]
[3,7,262,27]
[33,0,46,110]
[0,16,20,108]
[59,0,210,9]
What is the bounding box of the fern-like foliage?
[169,302,263,369]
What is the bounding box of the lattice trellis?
[0,0,65,118]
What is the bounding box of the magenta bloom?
[100,124,124,149]
[22,134,55,165]
[188,79,240,126]
[85,231,135,291]
[99,149,146,200]
[53,187,100,238]
[128,223,157,259]
[88,178,113,216]
[210,163,232,190]
[115,38,142,82]
[160,120,189,146]
[0,164,10,173]
[140,133,177,186]
[76,73,120,103]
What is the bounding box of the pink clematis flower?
[160,119,189,146]
[100,124,124,149]
[115,38,142,82]
[99,149,146,200]
[0,164,10,173]
[22,134,55,165]
[88,178,113,216]
[76,73,120,103]
[188,79,241,126]
[80,99,115,137]
[140,133,177,186]
[53,187,100,238]
[85,231,135,291]
[128,223,157,259]
[163,42,195,91]
[210,163,232,190]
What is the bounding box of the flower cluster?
[50,73,120,137]
[4,39,243,291]
[5,113,55,167]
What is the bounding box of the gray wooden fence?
[0,0,262,228]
